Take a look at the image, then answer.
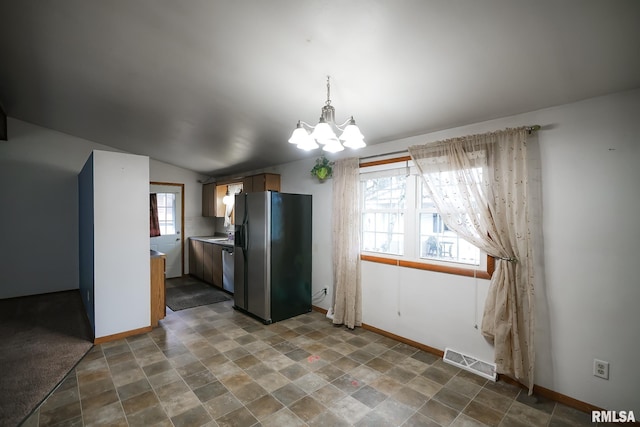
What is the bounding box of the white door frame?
[150,181,185,277]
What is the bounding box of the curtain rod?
[359,125,541,161]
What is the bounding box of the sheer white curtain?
[331,157,362,329]
[224,183,243,227]
[408,127,536,392]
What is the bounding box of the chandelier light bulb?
[322,138,345,153]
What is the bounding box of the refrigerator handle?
[243,219,249,252]
[235,193,249,253]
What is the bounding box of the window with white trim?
[360,159,484,269]
[156,193,176,235]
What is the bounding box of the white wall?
[271,89,640,413]
[0,118,213,298]
[91,150,150,338]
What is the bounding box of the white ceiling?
[1,1,639,177]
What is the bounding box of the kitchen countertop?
[150,249,166,258]
[190,236,235,247]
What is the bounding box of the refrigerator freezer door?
[245,192,271,322]
[233,193,247,310]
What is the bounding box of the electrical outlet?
[593,359,609,380]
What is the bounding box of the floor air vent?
[443,348,497,381]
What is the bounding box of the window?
[360,158,489,277]
[362,174,406,255]
[156,193,176,235]
[418,180,481,265]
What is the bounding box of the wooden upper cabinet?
[204,174,280,218]
[202,183,216,217]
[242,176,253,193]
[215,185,227,218]
[245,173,280,193]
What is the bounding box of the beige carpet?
[0,290,93,427]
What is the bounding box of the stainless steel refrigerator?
[233,191,312,324]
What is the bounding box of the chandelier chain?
[325,76,331,107]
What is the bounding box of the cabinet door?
[263,173,281,192]
[189,239,204,279]
[203,242,214,284]
[242,176,253,193]
[215,185,227,217]
[212,244,223,288]
[202,184,216,217]
[245,173,280,193]
[150,256,166,327]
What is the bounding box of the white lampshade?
[310,121,336,144]
[343,137,366,149]
[297,135,319,151]
[322,137,345,153]
[339,123,364,141]
[288,126,309,145]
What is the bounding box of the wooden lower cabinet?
[203,242,214,284]
[189,238,223,289]
[211,244,223,289]
[150,253,166,327]
[189,239,204,280]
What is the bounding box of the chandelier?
[288,76,366,153]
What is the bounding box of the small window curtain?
[150,193,161,237]
[331,157,362,329]
[224,183,243,227]
[408,127,536,393]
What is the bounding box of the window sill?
[360,254,494,280]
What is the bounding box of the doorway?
[150,182,184,278]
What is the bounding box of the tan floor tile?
[369,374,404,396]
[202,392,243,419]
[293,372,329,394]
[148,368,182,389]
[215,406,258,427]
[419,398,460,426]
[121,390,160,415]
[392,386,429,410]
[159,389,202,418]
[111,367,146,388]
[502,401,551,427]
[330,395,371,424]
[408,375,443,398]
[80,388,119,413]
[155,379,191,402]
[39,401,82,426]
[82,401,128,427]
[233,381,269,404]
[311,383,347,406]
[289,395,326,422]
[246,394,284,420]
[433,387,471,412]
[308,410,352,427]
[171,404,212,427]
[219,371,253,392]
[473,388,514,413]
[78,378,116,400]
[463,399,505,426]
[261,408,306,427]
[445,375,483,398]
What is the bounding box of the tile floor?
[22,289,598,426]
